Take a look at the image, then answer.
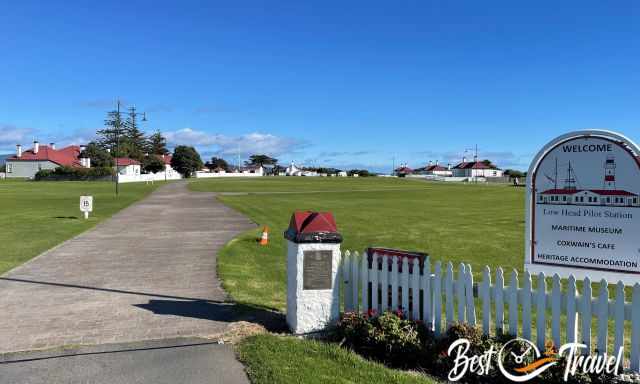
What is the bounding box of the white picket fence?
[339,250,640,371]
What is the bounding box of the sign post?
[525,130,640,284]
[80,196,93,219]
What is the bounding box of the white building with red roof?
[414,161,453,177]
[452,158,503,178]
[5,141,89,178]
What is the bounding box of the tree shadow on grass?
[134,300,287,333]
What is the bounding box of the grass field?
[0,179,163,274]
[190,177,524,311]
[238,334,439,384]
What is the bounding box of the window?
[563,196,566,201]
[7,163,12,173]
[607,197,611,203]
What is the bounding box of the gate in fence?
[339,248,640,371]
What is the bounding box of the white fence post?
[508,270,519,336]
[445,262,454,328]
[434,261,442,336]
[596,279,609,355]
[351,250,359,312]
[582,277,592,354]
[566,275,577,344]
[361,251,369,312]
[342,251,351,312]
[494,267,504,335]
[371,252,379,313]
[465,264,476,326]
[411,258,420,320]
[551,274,561,348]
[614,281,625,358]
[422,257,432,327]
[457,263,466,323]
[481,266,491,335]
[522,271,532,340]
[381,255,389,312]
[401,257,410,314]
[536,272,546,351]
[391,256,399,311]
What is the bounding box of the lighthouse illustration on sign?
[537,156,640,207]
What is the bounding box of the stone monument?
[284,211,343,334]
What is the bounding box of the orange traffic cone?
[259,226,269,245]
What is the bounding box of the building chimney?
[462,156,466,163]
[33,141,39,154]
[50,142,55,150]
[428,160,433,167]
[16,144,22,158]
[435,160,439,166]
[448,163,452,170]
[80,145,86,152]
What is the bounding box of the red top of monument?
[285,211,342,243]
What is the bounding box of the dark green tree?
[124,106,148,161]
[97,108,126,156]
[80,142,114,167]
[147,130,169,155]
[246,154,277,166]
[206,157,229,171]
[142,155,166,174]
[170,146,203,178]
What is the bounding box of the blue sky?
[1,1,638,172]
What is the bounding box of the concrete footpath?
[0,180,270,383]
[0,338,249,384]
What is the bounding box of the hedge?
[34,166,115,181]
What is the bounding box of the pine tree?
[147,130,169,155]
[124,106,148,161]
[97,107,126,156]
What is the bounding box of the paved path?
[0,338,249,384]
[0,181,258,353]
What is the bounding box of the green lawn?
[190,177,523,311]
[0,179,163,274]
[237,334,439,384]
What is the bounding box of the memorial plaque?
[303,250,332,290]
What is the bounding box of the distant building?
[394,165,413,177]
[286,162,318,176]
[452,158,503,178]
[5,141,88,178]
[115,157,141,176]
[414,161,453,177]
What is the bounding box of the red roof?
[115,157,140,166]
[426,164,448,172]
[541,188,637,197]
[395,166,413,173]
[454,161,497,170]
[159,154,172,165]
[7,145,83,167]
[288,211,338,234]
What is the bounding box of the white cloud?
[163,128,306,158]
[0,124,33,152]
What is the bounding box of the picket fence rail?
[338,250,640,371]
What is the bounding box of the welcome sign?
[525,130,640,284]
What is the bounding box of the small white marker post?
[80,196,93,219]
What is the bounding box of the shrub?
[332,311,617,384]
[332,310,430,368]
[35,166,114,181]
